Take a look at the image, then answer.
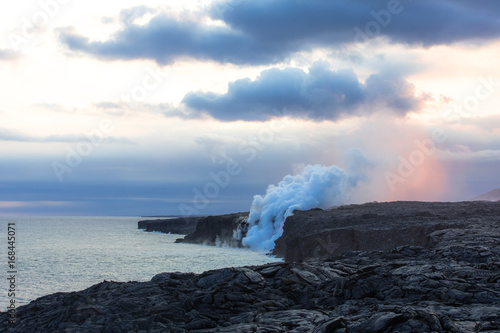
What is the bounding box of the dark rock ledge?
[175,212,248,247]
[2,201,499,332]
[137,216,202,235]
[3,246,499,332]
[273,201,500,262]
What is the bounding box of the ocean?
[0,216,281,310]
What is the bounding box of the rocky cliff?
[175,212,248,247]
[165,201,500,264]
[273,201,499,262]
[138,216,201,235]
[3,228,499,332]
[3,201,499,332]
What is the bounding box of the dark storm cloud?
[58,10,273,65]
[179,63,423,121]
[59,0,500,65]
[213,0,500,46]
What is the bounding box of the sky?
[1,0,499,216]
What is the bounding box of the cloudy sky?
[1,0,499,216]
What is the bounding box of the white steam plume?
[242,164,354,251]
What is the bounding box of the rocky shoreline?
[175,212,248,247]
[138,212,249,246]
[2,201,499,332]
[137,216,201,235]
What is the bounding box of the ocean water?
[0,216,281,310]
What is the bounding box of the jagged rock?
[2,201,500,332]
[137,216,201,235]
[176,212,248,246]
[273,201,500,262]
[4,242,500,332]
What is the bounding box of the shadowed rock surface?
[175,212,248,247]
[273,201,500,262]
[138,216,202,235]
[2,201,499,332]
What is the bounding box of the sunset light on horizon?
[1,0,499,215]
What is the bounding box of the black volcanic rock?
[3,244,499,332]
[273,201,500,262]
[176,212,248,247]
[3,201,500,332]
[138,216,201,235]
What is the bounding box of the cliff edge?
[175,212,248,247]
[2,201,499,332]
[138,216,201,235]
[273,201,500,262]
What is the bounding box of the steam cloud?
[241,164,354,251]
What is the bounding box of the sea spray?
[241,164,352,251]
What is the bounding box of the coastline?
[2,201,499,332]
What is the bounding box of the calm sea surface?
[0,216,281,310]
